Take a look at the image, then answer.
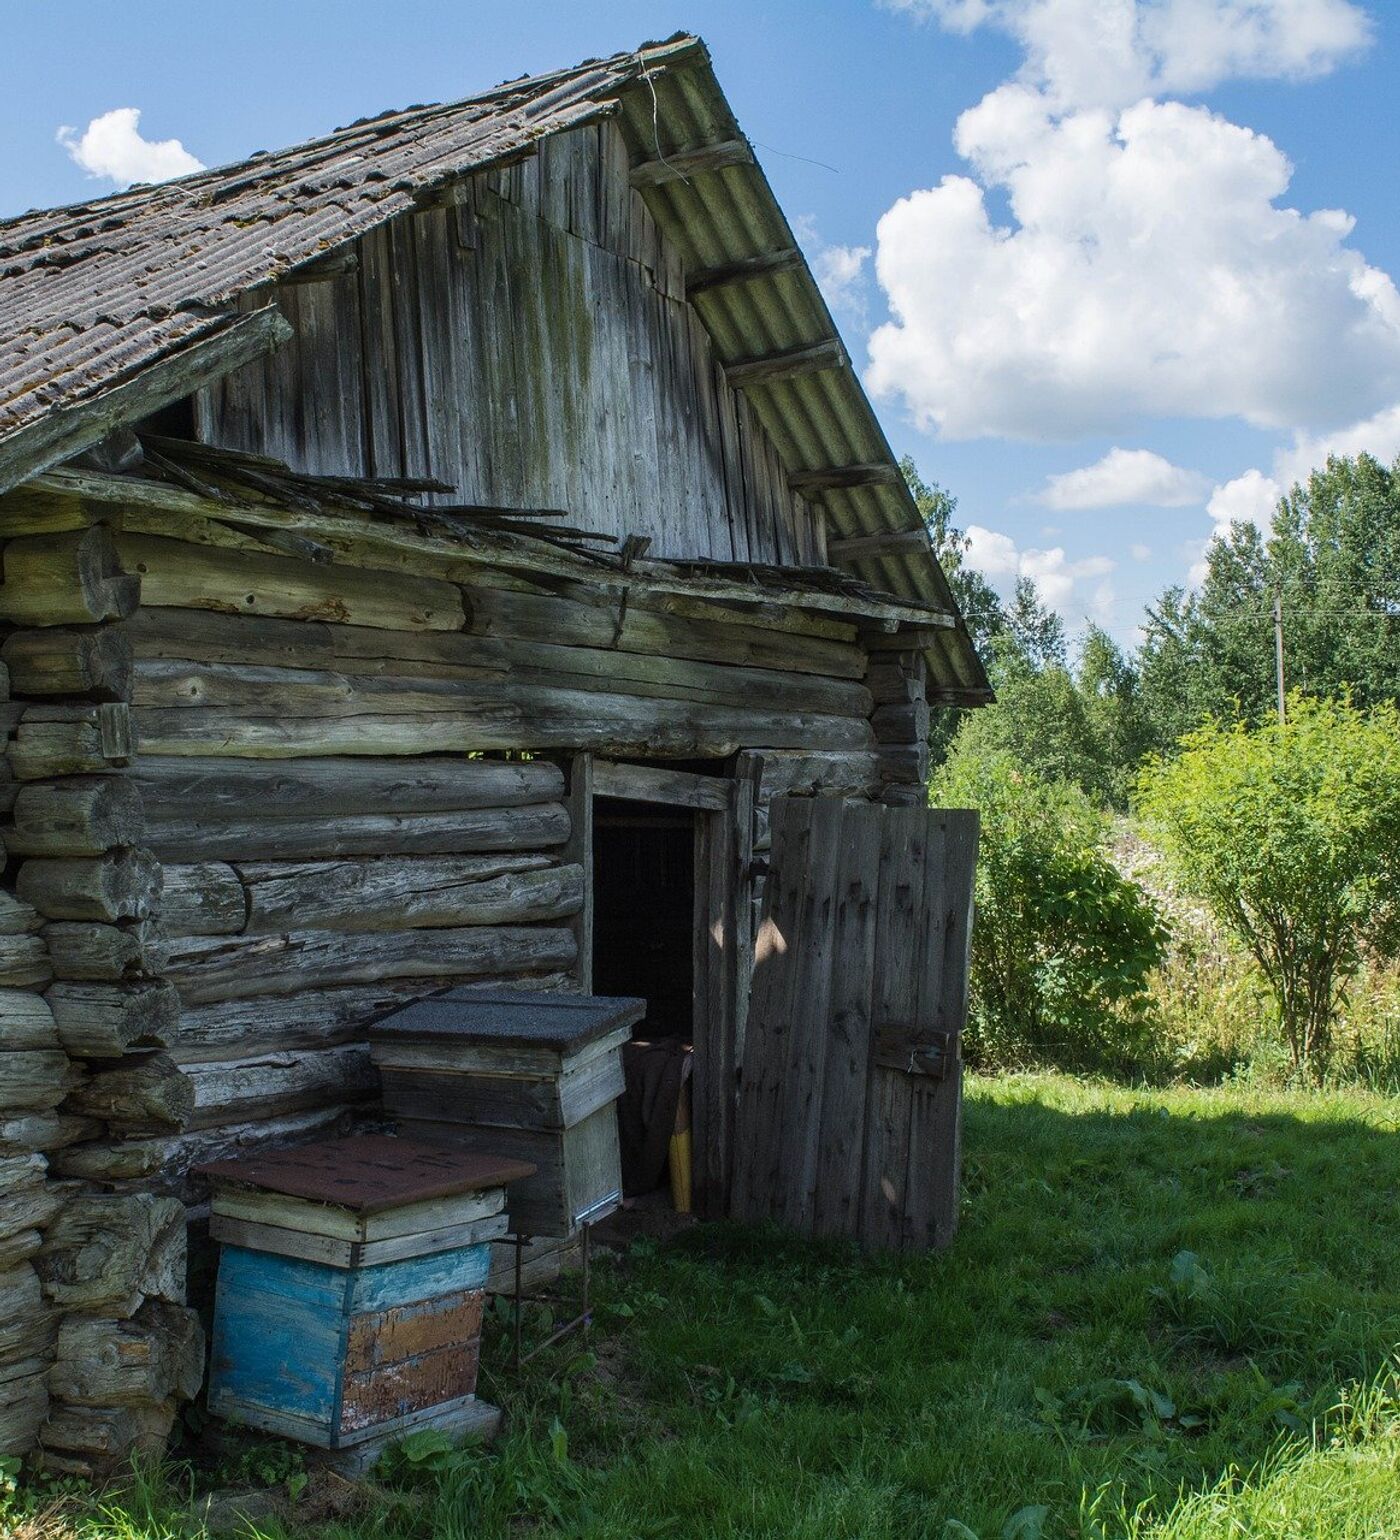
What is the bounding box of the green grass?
[13,1074,1400,1539]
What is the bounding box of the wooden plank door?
[732,797,978,1251]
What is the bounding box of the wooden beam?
[827,529,931,563]
[725,339,846,389]
[8,468,940,628]
[788,463,905,495]
[630,138,753,188]
[592,759,733,812]
[0,307,293,497]
[686,248,804,297]
[863,623,960,649]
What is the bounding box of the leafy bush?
[1137,693,1400,1076]
[932,743,1167,1071]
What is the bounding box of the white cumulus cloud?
[1206,466,1281,535]
[795,214,872,320]
[966,522,1115,612]
[57,107,203,187]
[866,87,1400,440]
[1274,400,1400,486]
[885,0,1371,111]
[1039,447,1210,508]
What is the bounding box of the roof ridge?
[0,34,705,234]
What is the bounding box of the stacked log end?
[864,648,932,807]
[0,611,69,1459]
[1,604,204,1474]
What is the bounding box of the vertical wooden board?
[672,286,714,558]
[474,194,522,508]
[924,810,979,1247]
[646,286,687,559]
[390,215,433,484]
[506,203,556,512]
[412,209,468,505]
[692,808,715,1211]
[711,355,751,564]
[775,796,847,1232]
[731,797,814,1222]
[356,225,404,481]
[617,248,662,545]
[733,394,775,564]
[898,814,951,1251]
[810,803,881,1238]
[598,121,633,262]
[859,806,928,1251]
[732,797,848,1229]
[565,753,594,993]
[440,191,487,505]
[683,304,734,561]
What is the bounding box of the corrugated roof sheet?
[0,33,989,697]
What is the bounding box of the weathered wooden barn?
[0,34,987,1469]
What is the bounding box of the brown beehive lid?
[194,1134,535,1213]
[369,988,646,1052]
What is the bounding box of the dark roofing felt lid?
[368,988,646,1052]
[194,1134,535,1213]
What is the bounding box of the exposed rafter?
[827,529,931,562]
[629,137,753,188]
[725,339,847,389]
[685,247,804,297]
[788,463,904,495]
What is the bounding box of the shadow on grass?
[463,1079,1400,1539]
[19,1081,1400,1540]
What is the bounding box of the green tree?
[1137,694,1400,1075]
[1138,454,1400,749]
[949,664,1113,805]
[901,455,1007,661]
[1078,623,1153,805]
[946,623,1151,809]
[902,456,1009,762]
[1001,575,1067,675]
[934,742,1167,1071]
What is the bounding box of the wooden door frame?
[565,753,754,1217]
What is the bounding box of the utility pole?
[1273,590,1286,724]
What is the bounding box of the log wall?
[0,475,930,1465]
[201,122,825,569]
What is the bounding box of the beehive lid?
[369,988,647,1053]
[194,1134,535,1213]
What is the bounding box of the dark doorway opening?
[592,797,696,1200]
[592,798,695,1037]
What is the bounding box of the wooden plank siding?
[202,122,823,568]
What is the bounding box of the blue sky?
[5,1,1399,649]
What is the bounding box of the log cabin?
[0,34,988,1470]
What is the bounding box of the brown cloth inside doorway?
[619,1040,692,1196]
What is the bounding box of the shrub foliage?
[933,745,1166,1070]
[1137,694,1400,1075]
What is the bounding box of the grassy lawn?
[14,1074,1400,1539]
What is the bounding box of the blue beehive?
[198,1135,533,1456]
